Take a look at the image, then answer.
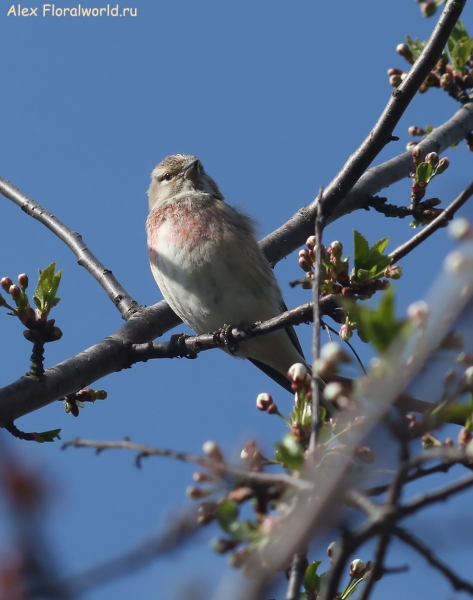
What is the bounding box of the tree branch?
[62,438,314,491]
[0,177,139,320]
[389,180,473,263]
[394,525,473,595]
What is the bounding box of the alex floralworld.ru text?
[7,4,137,17]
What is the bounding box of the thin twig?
[62,438,314,491]
[394,525,473,595]
[389,180,473,263]
[0,177,139,320]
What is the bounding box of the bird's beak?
[183,158,201,182]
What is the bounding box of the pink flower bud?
[425,152,439,167]
[256,392,274,412]
[339,322,353,341]
[8,285,21,301]
[411,145,425,165]
[329,241,343,258]
[435,157,449,174]
[17,273,28,290]
[350,559,367,577]
[384,265,403,279]
[407,300,429,327]
[287,362,308,382]
[1,277,12,292]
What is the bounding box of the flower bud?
[406,141,418,151]
[444,250,473,275]
[8,285,21,301]
[327,541,340,563]
[1,277,13,292]
[448,218,473,241]
[435,157,449,174]
[193,472,215,483]
[425,152,439,167]
[320,342,347,363]
[298,249,312,272]
[197,501,218,526]
[287,363,308,382]
[384,264,403,279]
[389,74,402,87]
[407,300,430,328]
[387,68,402,76]
[339,322,353,341]
[202,441,223,462]
[227,486,253,503]
[421,1,437,17]
[329,241,343,258]
[408,125,423,137]
[440,73,452,88]
[17,273,28,290]
[323,382,344,402]
[411,145,424,165]
[350,559,367,577]
[458,427,472,448]
[396,43,414,64]
[186,486,210,499]
[306,235,316,250]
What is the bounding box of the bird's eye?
[163,173,172,181]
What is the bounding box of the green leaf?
[352,230,392,284]
[304,561,322,593]
[34,428,62,443]
[405,35,426,61]
[275,434,305,470]
[450,38,473,72]
[33,263,62,316]
[416,162,433,183]
[216,499,239,534]
[342,289,409,353]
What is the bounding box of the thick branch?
[0,297,337,425]
[261,95,473,266]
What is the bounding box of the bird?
[145,154,311,393]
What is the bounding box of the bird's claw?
[214,324,240,355]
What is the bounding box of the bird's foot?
[214,324,240,355]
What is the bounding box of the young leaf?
[33,263,62,316]
[304,561,322,594]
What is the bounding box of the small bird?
[146,154,310,393]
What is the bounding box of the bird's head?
[148,154,224,211]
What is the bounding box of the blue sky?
[2,1,473,599]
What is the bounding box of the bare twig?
[0,177,139,320]
[394,525,473,595]
[62,438,314,491]
[389,180,473,263]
